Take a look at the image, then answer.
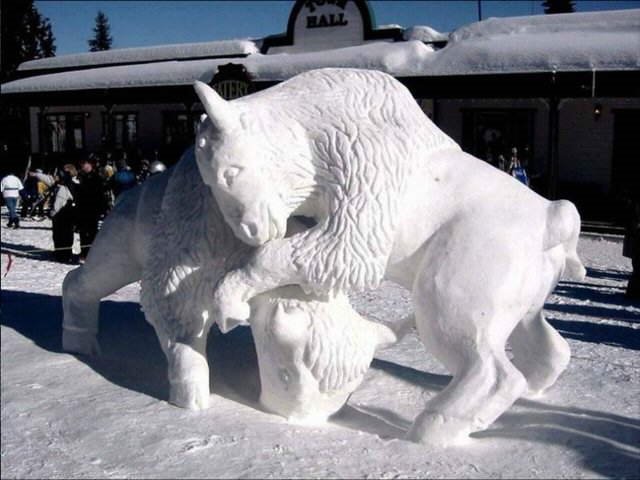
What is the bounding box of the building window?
[462,109,535,171]
[162,111,203,146]
[160,111,203,163]
[103,112,138,148]
[44,113,85,153]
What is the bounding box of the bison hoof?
[405,411,473,447]
[169,379,211,410]
[62,327,101,357]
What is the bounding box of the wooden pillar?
[184,101,194,138]
[36,105,46,156]
[103,103,114,152]
[547,72,559,200]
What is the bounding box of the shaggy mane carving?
[230,69,458,294]
[141,151,251,340]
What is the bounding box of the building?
[2,0,639,222]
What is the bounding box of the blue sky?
[36,0,640,56]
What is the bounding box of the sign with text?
[293,0,364,52]
[304,0,349,29]
[262,0,403,54]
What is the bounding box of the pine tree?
[39,18,57,58]
[1,1,57,82]
[1,1,56,178]
[21,6,42,60]
[542,0,576,14]
[88,11,113,51]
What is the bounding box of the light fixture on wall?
[593,103,603,120]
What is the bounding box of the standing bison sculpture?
[192,67,586,445]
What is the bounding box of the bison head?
[193,80,292,246]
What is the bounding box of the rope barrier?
[2,244,94,278]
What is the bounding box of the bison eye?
[221,166,242,187]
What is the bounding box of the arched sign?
[262,0,402,54]
[209,63,253,100]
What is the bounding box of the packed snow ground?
[1,209,639,479]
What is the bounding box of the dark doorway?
[462,109,540,191]
[612,110,640,194]
[610,109,640,227]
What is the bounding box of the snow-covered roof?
[17,39,260,72]
[429,9,640,76]
[3,9,639,95]
[402,25,449,43]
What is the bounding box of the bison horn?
[193,80,238,133]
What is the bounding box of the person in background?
[497,154,507,172]
[76,157,107,262]
[136,159,152,184]
[100,163,116,212]
[508,147,529,187]
[49,164,79,263]
[20,171,40,219]
[1,171,24,228]
[29,168,57,218]
[113,158,137,198]
[33,172,50,218]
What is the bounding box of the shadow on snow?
[361,359,640,478]
[547,317,640,350]
[586,266,633,282]
[0,289,264,409]
[1,289,638,478]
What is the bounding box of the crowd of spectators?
[2,149,166,264]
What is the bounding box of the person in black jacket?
[76,157,107,262]
[49,165,79,263]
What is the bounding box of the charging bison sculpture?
[192,67,586,445]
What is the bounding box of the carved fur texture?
[140,149,251,341]
[196,68,459,294]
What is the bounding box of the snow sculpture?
[251,286,397,423]
[62,152,250,409]
[194,67,587,445]
[62,150,376,413]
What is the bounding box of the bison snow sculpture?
[62,151,391,415]
[193,67,586,445]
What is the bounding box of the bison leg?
[406,225,534,446]
[62,210,142,356]
[509,245,571,397]
[509,310,570,397]
[214,238,301,331]
[407,309,527,446]
[154,327,211,410]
